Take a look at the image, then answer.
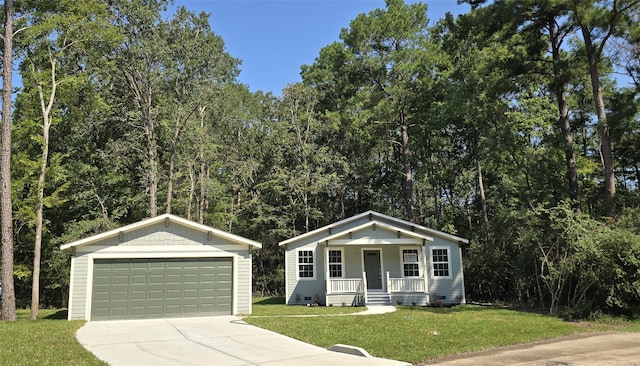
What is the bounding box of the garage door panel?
[91,258,233,320]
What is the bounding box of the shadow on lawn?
[398,303,520,314]
[44,309,68,320]
[254,297,286,305]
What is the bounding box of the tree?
[109,0,169,218]
[16,0,118,319]
[161,7,239,216]
[1,0,17,321]
[573,0,640,216]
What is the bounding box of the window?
[402,248,420,277]
[431,247,450,278]
[297,250,314,279]
[328,249,343,278]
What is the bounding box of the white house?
[280,211,467,306]
[61,214,261,321]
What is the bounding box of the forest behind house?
[1,0,640,321]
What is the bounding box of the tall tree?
[161,7,239,216]
[17,0,118,319]
[1,0,17,321]
[573,0,640,216]
[109,0,169,218]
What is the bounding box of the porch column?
[325,241,330,295]
[422,239,429,296]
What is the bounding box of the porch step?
[366,291,391,305]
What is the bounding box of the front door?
[363,250,382,289]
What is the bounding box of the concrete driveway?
[76,316,410,366]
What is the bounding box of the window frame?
[296,248,316,280]
[328,248,344,279]
[430,246,452,279]
[400,247,421,278]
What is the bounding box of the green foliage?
[5,0,640,317]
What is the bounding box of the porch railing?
[329,278,363,293]
[386,273,426,293]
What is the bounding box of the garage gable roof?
[60,214,262,251]
[279,210,468,247]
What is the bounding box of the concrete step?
[366,292,391,305]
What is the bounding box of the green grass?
[0,309,106,366]
[249,296,364,316]
[244,302,640,364]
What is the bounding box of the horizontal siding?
[326,294,363,307]
[389,294,429,306]
[69,256,89,320]
[235,251,252,314]
[428,238,465,304]
[285,245,325,305]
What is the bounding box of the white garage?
[61,214,261,321]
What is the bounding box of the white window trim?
[296,248,316,280]
[328,248,344,279]
[399,246,421,278]
[430,246,452,279]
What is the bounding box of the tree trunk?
[577,18,616,217]
[145,117,158,218]
[31,53,58,320]
[197,108,206,224]
[399,112,414,223]
[549,17,581,213]
[477,156,489,239]
[1,0,17,322]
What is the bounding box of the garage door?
[91,258,233,320]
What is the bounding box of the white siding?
[427,238,465,304]
[235,250,253,314]
[68,255,89,320]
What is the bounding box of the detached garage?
[61,214,261,321]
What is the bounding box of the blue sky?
[172,1,470,95]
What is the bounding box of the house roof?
[319,220,434,243]
[60,214,262,251]
[279,210,469,247]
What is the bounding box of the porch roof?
[318,220,433,245]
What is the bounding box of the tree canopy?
[1,0,639,319]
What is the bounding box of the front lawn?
[0,309,106,366]
[249,296,364,316]
[244,301,640,364]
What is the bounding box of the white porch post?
[325,241,330,296]
[386,271,391,293]
[362,272,368,304]
[422,239,430,299]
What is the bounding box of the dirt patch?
[421,332,640,365]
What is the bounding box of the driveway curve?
[425,332,640,366]
[76,316,409,366]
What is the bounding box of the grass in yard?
[248,296,364,316]
[244,303,640,364]
[0,309,106,366]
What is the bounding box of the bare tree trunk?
[399,112,414,223]
[576,16,616,217]
[187,164,195,220]
[1,0,17,322]
[31,52,58,320]
[145,115,158,218]
[549,17,581,212]
[477,156,489,239]
[197,107,206,224]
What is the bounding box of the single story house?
[279,211,468,307]
[61,214,261,321]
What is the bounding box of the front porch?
[326,271,430,306]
